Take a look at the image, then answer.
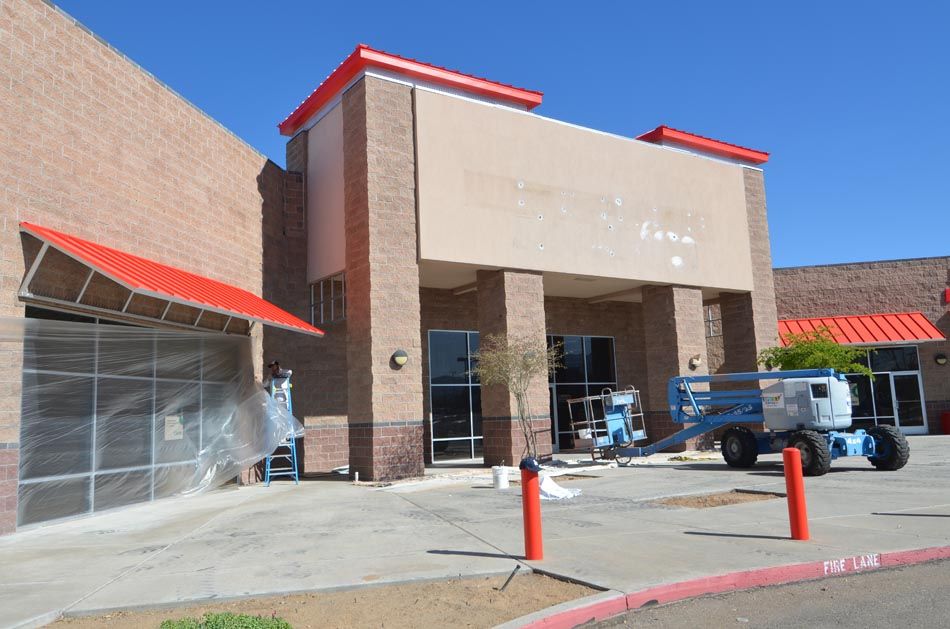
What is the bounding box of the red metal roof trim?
[777,312,944,347]
[278,44,544,136]
[20,222,324,337]
[636,125,769,164]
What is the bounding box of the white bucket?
[492,466,509,489]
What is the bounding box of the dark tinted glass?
[892,374,924,427]
[154,381,201,464]
[870,347,918,372]
[431,386,471,439]
[19,372,94,479]
[429,331,469,385]
[95,378,152,470]
[432,439,472,461]
[554,336,585,383]
[554,384,587,449]
[94,470,151,511]
[18,478,90,526]
[585,337,616,383]
[873,374,894,417]
[847,375,873,418]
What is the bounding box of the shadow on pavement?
[684,531,789,541]
[428,549,525,560]
[873,512,950,517]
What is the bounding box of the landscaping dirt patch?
[53,572,595,629]
[510,473,600,485]
[654,489,785,509]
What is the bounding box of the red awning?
[20,222,324,337]
[778,312,944,347]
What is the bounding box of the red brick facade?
[642,285,710,451]
[341,77,425,480]
[0,0,789,535]
[774,256,950,430]
[0,0,295,532]
[476,270,552,466]
[718,170,780,375]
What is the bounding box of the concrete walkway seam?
[502,544,950,629]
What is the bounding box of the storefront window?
[428,331,481,461]
[17,308,245,527]
[845,345,927,434]
[548,335,617,451]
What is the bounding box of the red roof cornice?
[636,125,769,164]
[278,44,544,136]
[778,312,944,346]
[20,222,325,337]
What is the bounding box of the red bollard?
[520,468,543,560]
[782,447,810,541]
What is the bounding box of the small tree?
[758,326,872,377]
[472,334,562,461]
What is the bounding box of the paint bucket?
[492,466,509,489]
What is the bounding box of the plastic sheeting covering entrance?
[4,317,301,527]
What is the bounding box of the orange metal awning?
[778,312,943,347]
[19,222,324,337]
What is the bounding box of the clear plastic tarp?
[2,316,300,527]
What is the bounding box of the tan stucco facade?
[414,89,755,293]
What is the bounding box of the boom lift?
[610,369,909,476]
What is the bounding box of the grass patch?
[160,612,291,629]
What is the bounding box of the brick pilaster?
[641,285,709,451]
[718,168,779,374]
[342,76,424,481]
[476,269,552,466]
[0,446,17,535]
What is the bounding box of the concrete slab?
[2,435,949,628]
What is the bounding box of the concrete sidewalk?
[3,436,950,628]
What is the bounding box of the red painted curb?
[520,545,950,628]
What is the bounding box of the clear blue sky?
[55,1,948,268]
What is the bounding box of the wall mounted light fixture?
[688,354,703,370]
[936,354,948,366]
[391,349,409,368]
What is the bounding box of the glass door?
[891,372,927,435]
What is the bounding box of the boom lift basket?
[567,386,647,463]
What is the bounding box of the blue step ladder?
[264,371,299,486]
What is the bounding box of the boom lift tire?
[867,425,910,471]
[789,430,831,476]
[721,426,759,468]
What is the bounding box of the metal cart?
[567,386,647,464]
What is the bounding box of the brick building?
[772,257,950,435]
[17,0,912,535]
[0,0,322,534]
[269,44,780,480]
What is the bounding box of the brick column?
[0,347,22,535]
[641,285,709,452]
[342,76,424,481]
[718,168,779,373]
[476,269,552,466]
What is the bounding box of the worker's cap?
[267,360,280,367]
[519,457,542,472]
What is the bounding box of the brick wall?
[642,285,710,451]
[544,297,647,402]
[774,256,950,430]
[0,447,16,535]
[0,0,285,530]
[342,77,424,480]
[476,270,551,465]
